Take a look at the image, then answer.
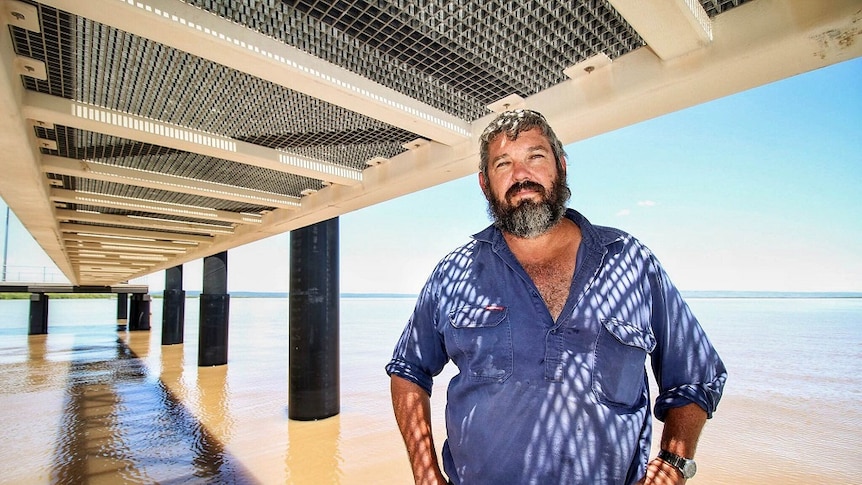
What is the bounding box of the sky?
[2,57,860,294]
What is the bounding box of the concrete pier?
[288,217,340,420]
[28,293,48,335]
[162,265,185,345]
[199,252,229,366]
[117,292,128,330]
[129,293,151,331]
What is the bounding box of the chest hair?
[522,255,576,321]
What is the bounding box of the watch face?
[682,460,697,479]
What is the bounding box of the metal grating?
[77,17,419,151]
[11,0,759,221]
[10,2,75,98]
[69,204,237,229]
[45,127,321,198]
[701,0,749,17]
[72,179,272,214]
[68,204,240,230]
[62,220,220,239]
[2,0,766,286]
[188,0,646,121]
[10,1,422,187]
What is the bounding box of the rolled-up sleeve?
[385,275,449,397]
[647,254,727,421]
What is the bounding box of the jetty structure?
[0,0,859,420]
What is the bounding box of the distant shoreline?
[2,291,861,300]
[680,291,862,299]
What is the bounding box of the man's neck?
[503,218,580,264]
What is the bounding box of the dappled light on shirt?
[386,209,726,484]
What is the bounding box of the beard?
[485,174,571,239]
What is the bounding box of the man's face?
[480,127,570,238]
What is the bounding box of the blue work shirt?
[386,209,726,485]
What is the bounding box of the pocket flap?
[600,318,656,352]
[449,305,507,329]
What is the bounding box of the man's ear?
[478,171,488,194]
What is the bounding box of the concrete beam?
[609,0,712,60]
[42,155,301,210]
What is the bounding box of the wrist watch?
[657,449,697,479]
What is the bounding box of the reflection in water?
[195,365,235,480]
[286,416,343,484]
[26,335,49,388]
[46,332,257,484]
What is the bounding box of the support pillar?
[289,217,340,420]
[129,293,151,331]
[116,292,128,330]
[28,293,48,335]
[199,251,229,366]
[162,265,186,345]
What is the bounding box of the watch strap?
[657,449,697,479]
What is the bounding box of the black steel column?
[116,292,128,330]
[28,293,48,335]
[199,251,229,366]
[289,217,340,420]
[162,265,186,345]
[129,293,151,331]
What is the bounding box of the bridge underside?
[0,0,860,286]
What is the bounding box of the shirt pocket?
[447,305,513,383]
[592,317,656,409]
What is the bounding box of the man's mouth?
[506,181,545,201]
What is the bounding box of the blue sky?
[2,57,860,293]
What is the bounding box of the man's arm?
[390,375,447,485]
[638,402,708,485]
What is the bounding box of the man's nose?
[511,159,531,182]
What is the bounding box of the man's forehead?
[488,127,551,153]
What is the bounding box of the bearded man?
[386,109,726,485]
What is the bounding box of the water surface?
[0,296,859,483]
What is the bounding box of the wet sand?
[0,297,859,484]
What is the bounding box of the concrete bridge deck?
[0,282,149,294]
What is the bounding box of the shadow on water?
[48,332,259,484]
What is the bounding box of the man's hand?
[636,402,707,484]
[636,457,686,485]
[390,376,448,484]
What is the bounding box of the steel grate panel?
[11,0,757,180]
[61,220,219,239]
[44,126,320,198]
[14,1,762,214]
[73,179,272,214]
[10,0,756,125]
[187,0,754,121]
[189,0,646,120]
[10,1,75,98]
[238,126,410,168]
[701,0,749,17]
[75,15,419,165]
[69,204,236,229]
[11,2,420,177]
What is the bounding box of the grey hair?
[478,109,567,176]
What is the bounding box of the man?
[386,109,726,485]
